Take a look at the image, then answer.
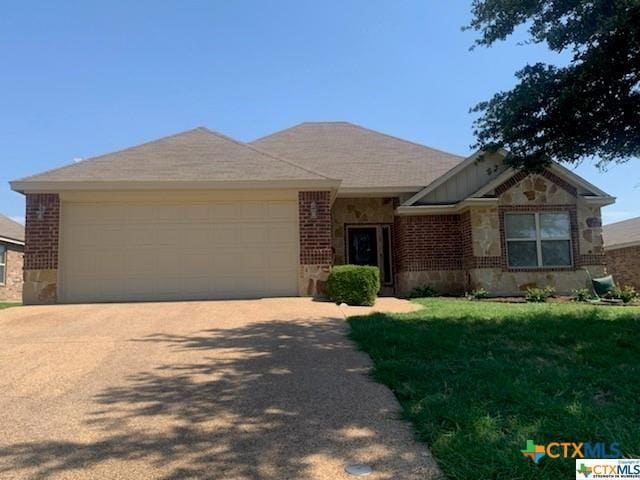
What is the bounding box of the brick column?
[23,193,59,304]
[298,191,332,296]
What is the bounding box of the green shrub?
[525,286,555,303]
[571,288,593,302]
[409,285,439,298]
[326,265,380,306]
[467,288,489,300]
[610,285,638,304]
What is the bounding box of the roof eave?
[336,186,423,197]
[0,236,25,246]
[395,197,498,216]
[10,178,342,194]
[604,240,640,251]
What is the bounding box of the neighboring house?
[10,122,614,305]
[603,217,640,289]
[0,214,25,302]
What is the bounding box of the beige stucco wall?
[396,270,465,297]
[331,198,395,265]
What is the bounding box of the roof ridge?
[13,127,208,183]
[252,121,466,160]
[218,129,338,180]
[199,127,335,180]
[342,121,466,159]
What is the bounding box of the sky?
[1,0,638,225]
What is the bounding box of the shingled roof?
[12,127,333,185]
[0,214,24,243]
[603,216,640,249]
[252,122,465,189]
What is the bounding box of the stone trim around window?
[498,205,581,272]
[494,168,578,197]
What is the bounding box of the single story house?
[0,214,25,302]
[603,216,640,289]
[10,122,614,304]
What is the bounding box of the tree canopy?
[468,0,640,170]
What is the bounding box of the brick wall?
[606,246,640,289]
[0,244,24,301]
[393,214,463,272]
[24,194,60,270]
[298,191,332,265]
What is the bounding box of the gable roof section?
[11,128,338,192]
[603,217,640,250]
[403,147,614,208]
[0,214,24,244]
[403,149,509,206]
[251,122,465,190]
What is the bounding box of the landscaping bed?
[348,298,640,480]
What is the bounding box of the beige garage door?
[60,199,298,303]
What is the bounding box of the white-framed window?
[505,212,572,268]
[0,245,5,285]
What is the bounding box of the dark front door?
[348,227,378,267]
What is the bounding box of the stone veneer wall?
[331,197,395,265]
[23,193,59,304]
[298,191,332,297]
[393,214,465,296]
[0,244,24,302]
[464,171,606,295]
[606,245,640,290]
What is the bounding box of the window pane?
[540,213,570,239]
[505,214,536,239]
[507,241,538,267]
[542,240,572,266]
[0,246,5,264]
[0,265,4,283]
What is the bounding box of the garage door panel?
[124,251,157,275]
[239,202,267,219]
[127,227,157,246]
[64,251,96,276]
[212,203,238,220]
[269,223,297,244]
[238,225,268,244]
[268,202,297,219]
[61,199,298,303]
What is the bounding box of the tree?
[468,0,640,170]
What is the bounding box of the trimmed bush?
[467,288,489,300]
[525,286,555,302]
[409,285,439,298]
[571,288,593,302]
[327,265,380,306]
[610,285,638,304]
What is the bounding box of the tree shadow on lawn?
[0,317,434,479]
[348,303,640,480]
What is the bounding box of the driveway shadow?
[0,317,437,479]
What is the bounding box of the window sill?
[504,266,575,273]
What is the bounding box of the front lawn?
[348,298,640,480]
[0,302,20,310]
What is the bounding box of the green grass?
[0,302,20,310]
[348,298,640,480]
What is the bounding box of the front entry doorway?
[346,224,393,287]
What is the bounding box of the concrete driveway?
[0,298,439,480]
